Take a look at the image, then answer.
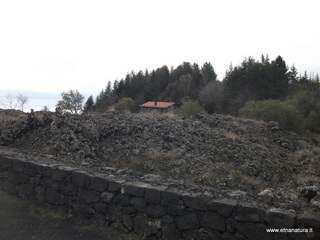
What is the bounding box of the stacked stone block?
[0,156,319,239]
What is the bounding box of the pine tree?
[83,95,94,113]
[222,55,289,114]
[201,62,217,86]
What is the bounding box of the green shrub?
[291,91,317,117]
[305,104,320,132]
[239,90,320,133]
[178,100,206,118]
[240,99,303,133]
[289,91,320,132]
[114,97,135,113]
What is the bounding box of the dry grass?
[103,118,113,125]
[107,105,115,112]
[41,146,55,155]
[105,149,181,176]
[144,149,179,161]
[86,112,113,124]
[163,112,176,118]
[219,129,241,142]
[311,146,320,155]
[250,136,267,144]
[290,146,320,185]
[190,161,233,187]
[230,121,247,133]
[242,176,266,191]
[85,111,103,117]
[237,126,247,133]
[193,172,217,186]
[295,147,320,161]
[134,112,159,120]
[0,109,26,122]
[292,174,320,185]
[230,121,240,128]
[242,118,265,126]
[314,134,320,142]
[134,111,176,120]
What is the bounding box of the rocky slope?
[0,109,319,212]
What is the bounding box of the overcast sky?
[0,0,319,110]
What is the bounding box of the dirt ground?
[0,190,141,240]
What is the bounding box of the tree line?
[83,61,218,113]
[3,54,318,133]
[82,54,319,115]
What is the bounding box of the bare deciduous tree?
[199,81,224,113]
[178,74,193,97]
[41,106,50,112]
[1,93,29,111]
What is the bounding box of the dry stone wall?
[0,155,319,240]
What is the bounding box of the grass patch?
[0,190,142,240]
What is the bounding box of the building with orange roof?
[139,101,176,113]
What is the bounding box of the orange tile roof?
[139,101,176,109]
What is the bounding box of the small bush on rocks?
[239,99,303,133]
[240,91,320,134]
[178,100,206,118]
[114,98,135,113]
